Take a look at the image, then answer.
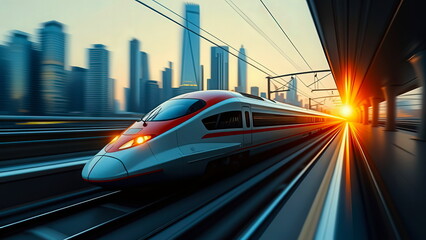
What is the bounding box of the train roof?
[174,90,341,119]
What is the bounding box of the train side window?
[202,114,219,130]
[202,111,243,130]
[217,111,243,129]
[253,112,298,127]
[245,111,250,128]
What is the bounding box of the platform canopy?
[307,0,426,106]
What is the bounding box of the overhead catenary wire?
[222,0,328,104]
[226,0,327,93]
[134,0,326,107]
[307,72,332,87]
[259,0,313,71]
[134,0,270,76]
[150,0,286,94]
[149,0,280,77]
[224,0,302,71]
[258,0,330,91]
[145,0,289,94]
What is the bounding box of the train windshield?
[142,99,206,121]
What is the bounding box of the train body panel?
[81,90,343,186]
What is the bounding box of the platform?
[257,123,426,239]
[353,123,426,239]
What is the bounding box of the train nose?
[82,156,128,182]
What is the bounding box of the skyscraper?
[86,44,111,116]
[274,93,285,103]
[140,51,150,112]
[0,45,10,114]
[109,77,115,113]
[209,46,229,90]
[180,4,200,92]
[250,86,259,96]
[124,87,130,112]
[286,76,300,106]
[162,62,173,102]
[129,39,141,112]
[145,80,160,112]
[39,20,66,115]
[237,45,247,93]
[141,51,150,82]
[8,31,32,114]
[68,66,86,112]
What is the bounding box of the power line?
[150,0,298,94]
[226,0,327,92]
[307,72,332,87]
[134,0,271,76]
[135,0,327,107]
[149,0,280,77]
[259,0,313,70]
[223,0,328,102]
[143,0,287,94]
[224,0,302,71]
[270,77,326,106]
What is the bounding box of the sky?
[0,0,339,111]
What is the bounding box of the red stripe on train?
[202,122,327,139]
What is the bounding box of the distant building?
[114,99,120,113]
[109,77,115,113]
[145,80,160,112]
[209,46,229,90]
[250,86,259,96]
[30,46,42,115]
[0,45,10,114]
[141,51,150,82]
[162,61,173,102]
[200,65,204,90]
[237,45,247,93]
[180,3,201,92]
[173,87,183,98]
[86,44,111,116]
[140,51,150,112]
[124,87,130,112]
[68,66,86,112]
[8,31,32,114]
[129,39,141,112]
[260,92,266,98]
[286,76,301,107]
[274,93,285,103]
[39,20,66,115]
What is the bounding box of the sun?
[340,105,353,118]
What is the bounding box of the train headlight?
[118,135,152,150]
[110,135,119,143]
[136,135,151,144]
[119,139,134,150]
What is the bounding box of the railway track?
[0,124,342,239]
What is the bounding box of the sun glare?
[340,105,353,118]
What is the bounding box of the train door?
[242,106,252,147]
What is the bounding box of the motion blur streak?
[345,122,352,220]
[15,121,71,125]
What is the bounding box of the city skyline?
[0,16,305,116]
[0,0,337,111]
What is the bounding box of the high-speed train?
[82,90,342,186]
